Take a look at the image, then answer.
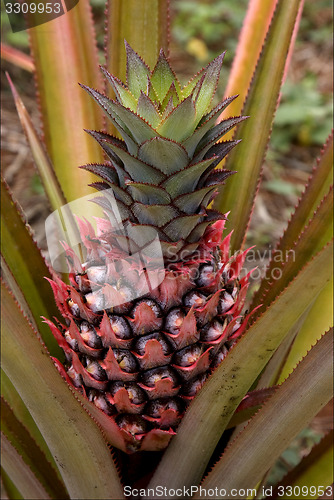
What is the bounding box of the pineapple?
[47,43,252,453]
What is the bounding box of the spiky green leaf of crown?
[81,42,246,261]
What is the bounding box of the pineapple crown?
[80,42,246,261]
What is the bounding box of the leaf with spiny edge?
[1,432,51,500]
[214,0,305,252]
[136,91,161,128]
[1,179,63,357]
[157,95,197,142]
[195,139,241,166]
[125,41,150,99]
[80,84,138,152]
[90,181,133,206]
[196,116,248,157]
[182,95,239,157]
[162,156,218,198]
[101,67,137,112]
[126,182,171,204]
[1,281,124,499]
[161,82,180,113]
[199,168,236,190]
[196,330,333,497]
[103,99,158,145]
[193,52,225,126]
[151,49,181,101]
[163,214,203,241]
[181,67,207,99]
[132,202,179,226]
[251,133,333,312]
[251,187,334,316]
[186,211,225,243]
[80,163,119,186]
[106,141,165,184]
[174,186,218,214]
[138,137,189,174]
[1,398,68,499]
[85,129,137,168]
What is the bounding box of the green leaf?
[174,186,216,214]
[214,0,304,252]
[182,95,238,157]
[151,49,181,101]
[137,92,162,128]
[28,0,104,201]
[105,3,169,83]
[1,371,59,478]
[254,188,333,312]
[107,142,165,184]
[193,52,225,126]
[1,398,68,499]
[197,330,333,497]
[163,215,202,240]
[138,137,189,174]
[157,96,197,142]
[220,0,277,141]
[252,135,333,310]
[1,433,51,500]
[1,281,124,500]
[1,179,63,358]
[126,182,171,204]
[147,242,333,495]
[278,278,333,383]
[102,68,137,111]
[124,41,151,99]
[162,157,216,198]
[132,202,178,226]
[6,77,68,212]
[270,431,333,499]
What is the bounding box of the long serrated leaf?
[138,137,189,174]
[28,0,104,201]
[214,0,304,252]
[1,179,62,357]
[252,135,333,309]
[151,49,181,101]
[162,157,217,197]
[278,278,333,383]
[1,433,50,500]
[1,370,60,480]
[147,241,333,496]
[219,0,277,139]
[269,431,333,499]
[157,96,197,141]
[194,52,225,126]
[254,188,333,312]
[197,330,333,497]
[6,77,68,212]
[1,281,124,500]
[1,398,68,499]
[105,1,169,86]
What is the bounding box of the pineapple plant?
[1,0,333,498]
[45,43,253,453]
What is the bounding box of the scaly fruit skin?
[46,44,252,453]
